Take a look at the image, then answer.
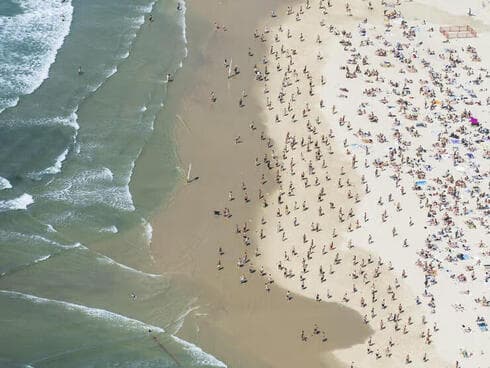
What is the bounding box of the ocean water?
[0,0,223,367]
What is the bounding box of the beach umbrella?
[469,116,479,125]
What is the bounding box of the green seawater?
[0,0,223,367]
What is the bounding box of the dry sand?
[251,1,489,367]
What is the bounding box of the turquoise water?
[0,0,223,366]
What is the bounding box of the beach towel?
[478,322,488,332]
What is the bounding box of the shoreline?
[150,0,371,367]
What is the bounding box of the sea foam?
[0,230,84,250]
[0,176,12,190]
[96,254,161,278]
[172,336,227,367]
[0,193,34,212]
[142,218,153,246]
[99,225,119,234]
[31,148,69,178]
[179,0,188,58]
[0,0,73,113]
[0,111,79,130]
[41,166,135,212]
[0,290,164,333]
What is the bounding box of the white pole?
[186,163,192,182]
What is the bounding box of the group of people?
[213,0,488,367]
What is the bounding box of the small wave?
[0,176,12,190]
[0,360,35,368]
[0,193,34,212]
[119,51,130,59]
[0,229,83,250]
[124,160,136,210]
[104,167,115,181]
[0,241,82,278]
[0,290,164,333]
[88,81,104,93]
[44,185,134,212]
[142,218,153,246]
[86,63,121,92]
[106,66,118,79]
[0,96,19,114]
[99,225,118,234]
[34,254,51,263]
[179,1,188,56]
[172,336,227,367]
[40,166,136,211]
[87,62,126,92]
[79,0,158,96]
[0,0,73,113]
[134,2,155,14]
[30,148,69,179]
[0,111,79,130]
[96,254,161,278]
[46,224,57,233]
[142,218,155,263]
[61,242,85,250]
[133,14,146,28]
[72,167,114,183]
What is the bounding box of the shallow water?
[0,0,223,366]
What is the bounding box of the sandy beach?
[150,0,370,367]
[150,0,490,367]
[1,0,487,366]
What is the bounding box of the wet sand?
[150,0,371,367]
